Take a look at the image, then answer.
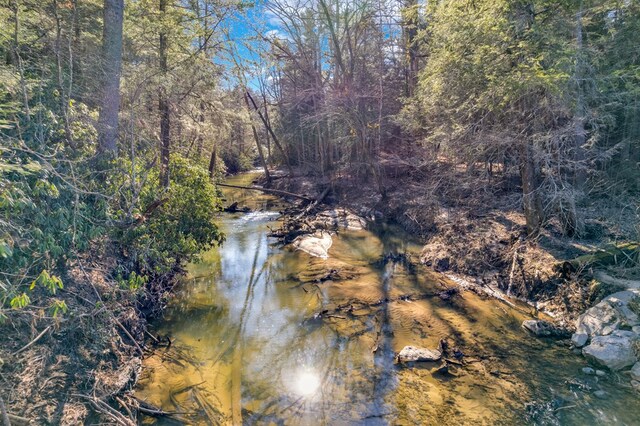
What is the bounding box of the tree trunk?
[246,91,293,176]
[573,1,587,188]
[159,0,170,187]
[520,142,543,234]
[53,0,73,147]
[244,92,270,183]
[97,0,124,154]
[402,0,419,97]
[10,0,31,122]
[208,142,217,179]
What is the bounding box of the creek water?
[136,172,640,425]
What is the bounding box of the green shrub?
[114,154,224,278]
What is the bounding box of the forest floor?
[269,149,639,326]
[0,246,174,425]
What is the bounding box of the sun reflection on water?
[292,370,321,397]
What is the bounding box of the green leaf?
[10,292,30,309]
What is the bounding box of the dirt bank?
[0,249,178,425]
[264,159,639,325]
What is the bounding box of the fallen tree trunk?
[216,183,311,201]
[556,242,639,277]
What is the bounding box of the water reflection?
[289,369,321,397]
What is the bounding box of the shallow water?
[136,172,640,425]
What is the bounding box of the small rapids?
[135,172,640,425]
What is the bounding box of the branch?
[12,325,52,356]
[217,183,311,201]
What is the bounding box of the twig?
[114,396,134,420]
[12,325,52,356]
[71,393,134,426]
[7,413,30,425]
[144,330,160,344]
[0,395,11,426]
[554,404,577,412]
[77,263,144,355]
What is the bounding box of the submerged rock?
[593,390,608,399]
[582,367,595,375]
[292,232,333,259]
[396,346,442,363]
[582,330,638,371]
[522,319,569,338]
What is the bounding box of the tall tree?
[159,0,171,186]
[97,0,124,154]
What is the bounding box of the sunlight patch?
[292,370,321,397]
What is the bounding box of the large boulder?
[575,301,620,336]
[292,232,333,259]
[582,330,638,371]
[396,346,442,363]
[573,289,640,346]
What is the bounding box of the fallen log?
[216,183,311,201]
[556,242,639,276]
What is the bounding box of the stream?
[136,172,640,425]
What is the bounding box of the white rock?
[292,232,333,259]
[397,346,442,363]
[582,330,638,371]
[574,289,640,340]
[572,333,589,348]
[575,303,618,336]
[604,290,640,326]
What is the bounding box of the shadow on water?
[135,172,640,425]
